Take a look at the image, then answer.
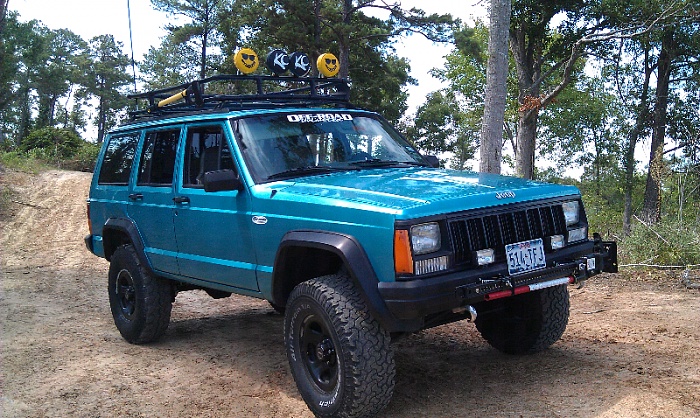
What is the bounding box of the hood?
[266,168,581,219]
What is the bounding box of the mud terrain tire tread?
[108,244,173,344]
[475,284,569,354]
[284,273,395,418]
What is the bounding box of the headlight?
[411,222,441,255]
[562,201,580,226]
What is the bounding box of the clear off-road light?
[562,201,580,226]
[475,249,495,266]
[568,227,587,243]
[550,234,566,250]
[415,256,449,275]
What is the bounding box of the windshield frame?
[230,110,428,184]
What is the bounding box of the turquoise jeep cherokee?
[85,75,617,417]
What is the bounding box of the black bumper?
[84,234,94,253]
[378,239,617,322]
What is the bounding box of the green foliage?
[405,22,516,168]
[140,35,200,89]
[63,141,101,172]
[150,0,225,79]
[621,218,700,266]
[213,0,456,123]
[20,127,83,162]
[0,150,49,173]
[1,132,98,173]
[76,35,133,142]
[2,15,132,147]
[406,90,478,169]
[0,181,14,218]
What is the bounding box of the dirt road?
[1,169,699,417]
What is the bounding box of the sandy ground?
[1,169,699,418]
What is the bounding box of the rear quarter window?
[98,133,140,185]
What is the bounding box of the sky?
[9,0,487,114]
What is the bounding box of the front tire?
[284,274,395,418]
[108,244,174,344]
[475,284,570,354]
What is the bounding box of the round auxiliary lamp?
[233,48,259,74]
[234,47,339,78]
[317,53,339,78]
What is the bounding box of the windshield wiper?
[267,166,352,180]
[349,159,427,168]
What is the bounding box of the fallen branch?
[11,200,46,209]
[583,309,606,315]
[619,263,700,269]
[633,215,670,245]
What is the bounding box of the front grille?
[449,203,567,266]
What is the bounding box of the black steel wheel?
[108,244,174,344]
[299,311,338,392]
[114,268,137,320]
[284,274,395,418]
[475,284,570,354]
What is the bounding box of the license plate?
[505,238,546,275]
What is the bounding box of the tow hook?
[452,305,478,322]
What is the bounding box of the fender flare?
[102,217,155,275]
[272,230,417,332]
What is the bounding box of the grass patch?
[0,151,50,174]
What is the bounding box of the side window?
[137,129,180,186]
[183,125,235,188]
[98,133,139,185]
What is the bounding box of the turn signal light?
[394,230,414,274]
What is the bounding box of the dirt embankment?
[1,169,699,417]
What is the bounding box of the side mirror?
[203,169,243,192]
[424,155,440,168]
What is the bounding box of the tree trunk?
[200,31,207,79]
[339,0,352,79]
[622,47,653,236]
[516,111,538,179]
[642,30,674,223]
[479,0,511,174]
[510,26,541,179]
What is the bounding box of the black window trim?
[180,121,239,189]
[136,126,183,187]
[97,131,142,186]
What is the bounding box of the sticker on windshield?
[287,113,353,123]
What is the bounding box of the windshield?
[232,112,426,183]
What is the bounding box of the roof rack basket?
[127,75,352,121]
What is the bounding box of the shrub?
[620,218,700,266]
[20,127,83,162]
[0,151,49,173]
[63,141,101,172]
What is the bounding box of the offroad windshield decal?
[287,113,353,123]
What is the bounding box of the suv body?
[85,75,616,417]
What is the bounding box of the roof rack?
[127,74,352,121]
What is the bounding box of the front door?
[172,122,258,291]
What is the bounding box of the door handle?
[128,193,143,201]
[172,196,190,204]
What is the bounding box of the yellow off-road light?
[234,48,259,74]
[317,52,339,77]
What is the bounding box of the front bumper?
[378,238,617,321]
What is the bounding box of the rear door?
[127,127,182,275]
[172,122,258,291]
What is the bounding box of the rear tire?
[475,284,569,354]
[284,274,395,417]
[108,244,174,344]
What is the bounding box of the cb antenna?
[127,0,137,93]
